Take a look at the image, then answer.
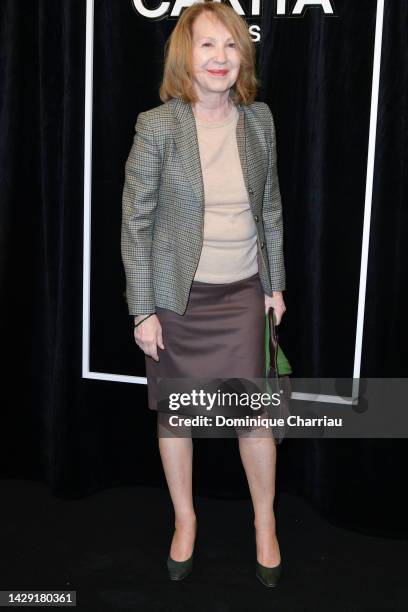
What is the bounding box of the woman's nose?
[214,46,227,62]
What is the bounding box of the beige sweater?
[193,104,258,283]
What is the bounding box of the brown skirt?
[145,272,267,416]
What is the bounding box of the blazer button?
[254,214,259,222]
[260,241,265,249]
[248,187,254,195]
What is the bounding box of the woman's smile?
[207,69,229,77]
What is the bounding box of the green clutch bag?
[264,310,292,377]
[264,308,292,444]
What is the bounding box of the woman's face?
[191,12,241,100]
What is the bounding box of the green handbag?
[264,310,292,377]
[264,308,292,444]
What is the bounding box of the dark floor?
[0,479,406,612]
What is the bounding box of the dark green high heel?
[167,551,194,580]
[167,524,197,581]
[255,560,282,587]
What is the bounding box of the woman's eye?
[202,42,236,48]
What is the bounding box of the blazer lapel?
[171,98,205,204]
[171,97,250,207]
[235,106,249,192]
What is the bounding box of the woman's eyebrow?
[200,36,235,42]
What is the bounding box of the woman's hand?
[133,314,164,362]
[264,291,286,325]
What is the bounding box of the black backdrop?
[1,0,407,537]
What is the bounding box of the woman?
[121,2,286,587]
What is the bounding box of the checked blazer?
[121,96,286,316]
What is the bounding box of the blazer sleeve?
[262,104,286,292]
[121,111,160,315]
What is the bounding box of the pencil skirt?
[144,272,271,437]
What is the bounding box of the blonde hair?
[159,1,259,105]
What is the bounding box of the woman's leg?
[237,428,281,567]
[157,412,197,561]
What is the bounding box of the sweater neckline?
[194,104,238,129]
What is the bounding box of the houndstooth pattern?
[121,97,286,316]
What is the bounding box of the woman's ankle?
[175,512,197,529]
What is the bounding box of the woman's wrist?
[134,313,155,327]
